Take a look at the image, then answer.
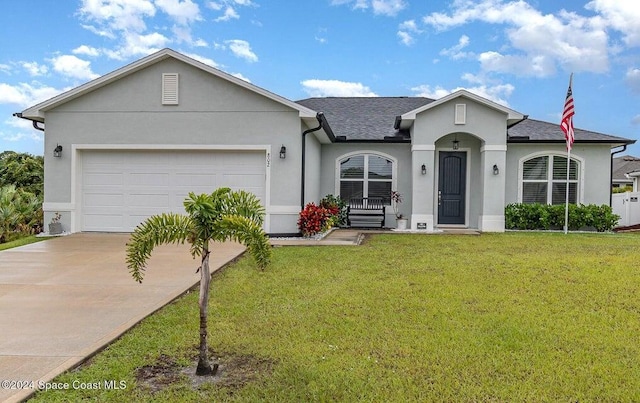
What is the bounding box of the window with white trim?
[522,155,579,204]
[339,154,393,204]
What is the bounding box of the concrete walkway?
[0,234,246,403]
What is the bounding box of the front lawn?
[0,235,48,251]
[32,232,640,402]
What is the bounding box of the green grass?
[31,232,640,402]
[0,235,48,251]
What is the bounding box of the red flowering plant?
[391,191,403,219]
[298,203,332,237]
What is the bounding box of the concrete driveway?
[0,233,246,403]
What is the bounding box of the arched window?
[520,154,582,204]
[337,153,395,204]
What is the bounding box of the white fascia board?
[401,89,525,121]
[21,48,318,120]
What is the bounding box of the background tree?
[126,188,271,375]
[0,151,44,196]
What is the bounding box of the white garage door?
[81,150,266,232]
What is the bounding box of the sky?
[0,0,639,156]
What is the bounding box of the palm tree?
[126,188,271,375]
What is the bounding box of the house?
[16,48,636,235]
[612,155,640,191]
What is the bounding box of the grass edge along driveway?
[30,232,640,402]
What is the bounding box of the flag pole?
[563,73,574,234]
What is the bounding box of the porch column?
[411,145,436,231]
[479,145,507,232]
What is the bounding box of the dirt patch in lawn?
[135,351,275,393]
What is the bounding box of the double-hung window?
[521,155,579,204]
[339,154,393,204]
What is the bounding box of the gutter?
[611,145,628,206]
[301,112,324,209]
[13,112,44,131]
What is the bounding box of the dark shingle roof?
[612,155,640,181]
[296,97,434,141]
[508,118,633,144]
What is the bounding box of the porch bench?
[347,197,386,228]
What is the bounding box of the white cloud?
[73,45,101,57]
[181,52,219,68]
[209,0,254,22]
[586,0,640,47]
[154,0,201,25]
[0,82,66,107]
[104,32,170,59]
[397,31,414,46]
[411,75,515,106]
[0,64,12,75]
[226,39,258,62]
[231,72,251,82]
[301,79,378,97]
[50,55,100,81]
[423,0,611,77]
[440,35,472,60]
[331,0,405,16]
[215,6,239,21]
[627,68,640,94]
[79,0,156,33]
[21,61,49,77]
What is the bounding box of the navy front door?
[438,151,466,225]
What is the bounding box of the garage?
[80,149,266,232]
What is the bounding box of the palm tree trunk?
[196,243,217,375]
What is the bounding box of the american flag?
[560,74,575,150]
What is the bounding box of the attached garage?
[80,149,266,232]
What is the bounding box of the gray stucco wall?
[42,57,307,233]
[319,143,412,227]
[505,143,614,206]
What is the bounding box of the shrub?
[320,194,347,226]
[505,203,619,232]
[298,203,332,237]
[0,185,43,243]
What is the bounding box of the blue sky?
[1,0,639,156]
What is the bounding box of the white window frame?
[335,151,397,204]
[517,151,585,204]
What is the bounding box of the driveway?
[0,233,246,403]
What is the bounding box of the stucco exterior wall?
[42,58,306,233]
[319,143,412,227]
[505,143,614,206]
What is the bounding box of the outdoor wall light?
[493,164,500,175]
[452,139,460,150]
[421,164,427,175]
[279,145,286,159]
[53,144,63,158]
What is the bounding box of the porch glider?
[347,197,386,228]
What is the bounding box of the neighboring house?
[16,49,636,235]
[612,155,640,191]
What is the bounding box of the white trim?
[334,150,398,200]
[70,144,272,233]
[517,151,585,204]
[480,145,508,152]
[435,148,471,227]
[478,215,505,232]
[411,145,436,151]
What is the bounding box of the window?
[339,154,394,204]
[521,155,579,204]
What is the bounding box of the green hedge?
[505,203,619,232]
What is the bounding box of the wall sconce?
[452,136,460,150]
[421,164,427,175]
[493,164,499,175]
[279,145,286,159]
[53,144,63,158]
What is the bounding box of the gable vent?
[162,73,179,105]
[455,103,466,125]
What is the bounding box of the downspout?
[301,112,324,209]
[610,145,628,206]
[12,112,45,131]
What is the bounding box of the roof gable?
[21,48,317,121]
[399,89,525,128]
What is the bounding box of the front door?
[438,151,467,225]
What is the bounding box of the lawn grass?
[0,235,49,251]
[31,232,640,402]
